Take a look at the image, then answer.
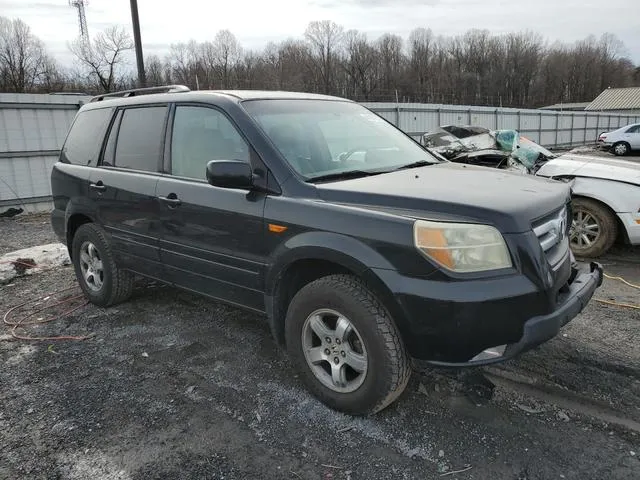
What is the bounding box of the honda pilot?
[50,86,603,415]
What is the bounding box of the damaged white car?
[536,154,640,257]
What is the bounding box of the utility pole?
[130,0,146,87]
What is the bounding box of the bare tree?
[343,30,378,100]
[277,39,314,91]
[407,27,434,100]
[6,14,640,107]
[69,26,133,93]
[145,54,166,86]
[0,16,51,92]
[200,30,241,89]
[376,33,404,98]
[305,20,344,94]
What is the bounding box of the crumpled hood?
[315,163,570,233]
[536,154,640,186]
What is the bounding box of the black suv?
[51,85,603,415]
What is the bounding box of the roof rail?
[89,84,190,103]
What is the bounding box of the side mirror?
[206,160,254,189]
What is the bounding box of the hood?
[536,154,640,186]
[315,163,570,233]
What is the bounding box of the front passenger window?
[171,106,250,180]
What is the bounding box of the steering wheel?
[339,146,368,164]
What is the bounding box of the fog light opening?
[470,345,507,362]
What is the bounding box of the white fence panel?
[363,102,640,148]
[0,93,88,211]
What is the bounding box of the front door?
[156,104,267,312]
[89,105,168,279]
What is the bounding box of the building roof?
[586,87,640,111]
[539,102,590,111]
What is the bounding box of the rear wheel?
[570,198,617,258]
[612,142,630,156]
[71,223,134,307]
[285,274,411,415]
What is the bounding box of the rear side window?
[626,125,640,133]
[60,108,112,166]
[114,106,167,172]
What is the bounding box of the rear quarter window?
[60,107,113,166]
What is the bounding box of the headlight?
[413,220,512,273]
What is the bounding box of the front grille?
[533,205,570,263]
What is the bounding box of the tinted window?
[626,125,640,133]
[243,100,440,180]
[114,106,167,172]
[171,106,249,180]
[61,107,112,166]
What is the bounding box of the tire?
[570,198,617,258]
[612,142,630,156]
[71,223,134,307]
[285,274,410,415]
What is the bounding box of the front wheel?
[570,198,617,258]
[285,274,411,415]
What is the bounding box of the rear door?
[624,124,640,149]
[156,104,267,311]
[51,106,113,239]
[89,104,168,279]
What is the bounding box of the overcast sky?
[1,0,639,65]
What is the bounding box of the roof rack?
[89,84,190,103]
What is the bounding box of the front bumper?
[617,212,640,245]
[374,257,603,366]
[420,261,603,367]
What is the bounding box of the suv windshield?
[242,99,441,181]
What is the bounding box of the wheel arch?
[65,210,96,259]
[264,233,406,348]
[570,177,635,243]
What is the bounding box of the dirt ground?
[1,214,639,480]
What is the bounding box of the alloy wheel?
[570,209,600,249]
[79,241,104,291]
[301,308,368,393]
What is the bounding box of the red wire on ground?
[2,286,93,341]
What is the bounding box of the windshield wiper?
[306,170,382,183]
[392,160,437,171]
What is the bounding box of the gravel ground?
[0,217,639,480]
[0,213,59,256]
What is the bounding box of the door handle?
[89,181,106,193]
[158,195,182,207]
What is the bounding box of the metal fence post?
[395,104,400,127]
[467,108,472,125]
[554,113,560,147]
[437,108,441,128]
[538,112,543,145]
[584,113,588,144]
[570,113,575,147]
[517,110,521,132]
